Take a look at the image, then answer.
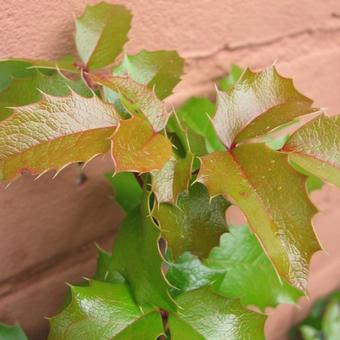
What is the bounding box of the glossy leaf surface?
[0,91,118,181]
[206,225,302,309]
[75,3,131,70]
[213,66,314,148]
[49,281,163,339]
[168,287,266,340]
[285,114,340,187]
[167,252,223,296]
[198,143,320,290]
[111,116,172,173]
[114,50,184,99]
[94,75,169,131]
[154,183,229,259]
[152,151,193,204]
[108,204,176,311]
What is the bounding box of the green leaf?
[93,75,169,131]
[168,97,224,155]
[167,252,223,296]
[108,202,176,311]
[299,325,321,340]
[0,91,118,182]
[218,64,243,91]
[114,50,184,99]
[289,160,324,193]
[93,247,126,284]
[154,182,230,259]
[168,287,266,340]
[322,300,340,339]
[0,323,27,340]
[75,3,131,70]
[111,116,173,173]
[105,172,143,212]
[265,134,289,151]
[152,152,193,204]
[198,144,320,291]
[284,114,340,187]
[0,71,92,120]
[213,66,315,148]
[0,59,35,91]
[27,55,79,73]
[49,281,164,339]
[206,225,302,309]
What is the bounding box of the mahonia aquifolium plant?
[0,2,339,339]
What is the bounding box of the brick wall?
[1,1,340,338]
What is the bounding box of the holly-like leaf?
[152,152,193,204]
[218,64,243,91]
[27,55,79,73]
[168,287,266,340]
[213,66,315,148]
[167,97,224,156]
[154,182,230,259]
[289,160,324,193]
[75,2,131,70]
[111,116,172,173]
[105,172,143,212]
[0,91,118,181]
[114,50,184,99]
[0,71,92,120]
[206,225,302,309]
[49,281,164,339]
[93,75,169,131]
[198,143,320,291]
[108,202,176,311]
[0,323,27,340]
[284,114,340,187]
[0,56,79,76]
[0,59,36,91]
[167,252,223,296]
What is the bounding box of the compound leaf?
[75,3,131,70]
[213,66,315,148]
[114,50,184,99]
[198,143,320,291]
[206,225,303,309]
[168,287,266,340]
[48,281,163,340]
[108,203,176,311]
[284,114,340,187]
[0,91,118,181]
[154,182,230,259]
